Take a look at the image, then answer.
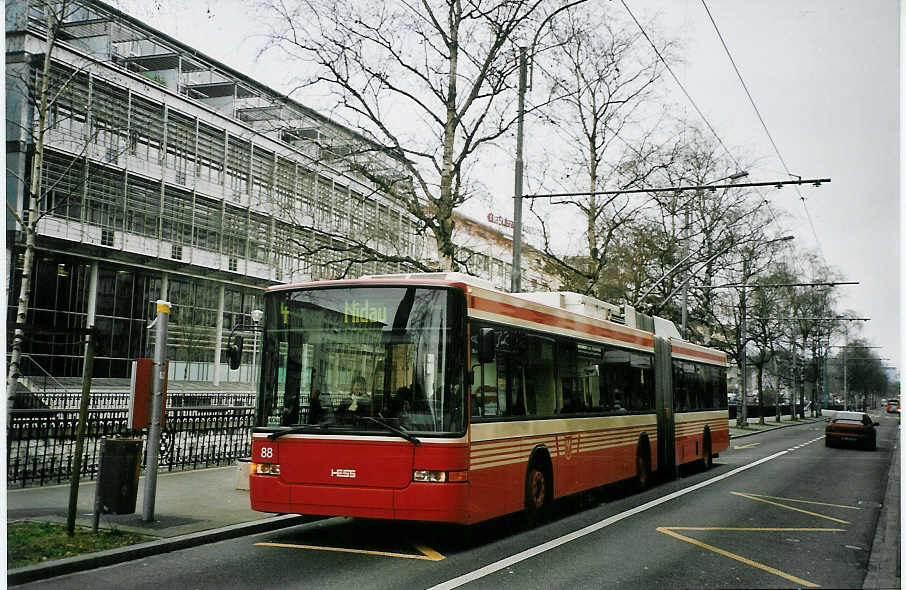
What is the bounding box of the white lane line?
[427,450,789,590]
[787,436,825,451]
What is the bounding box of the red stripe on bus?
[471,296,654,348]
[671,345,726,363]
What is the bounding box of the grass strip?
[8,521,155,568]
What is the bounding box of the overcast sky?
[114,0,900,371]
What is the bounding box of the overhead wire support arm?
[749,317,870,322]
[521,177,831,200]
[698,280,858,291]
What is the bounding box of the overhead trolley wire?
[619,0,736,166]
[619,0,786,235]
[701,0,824,257]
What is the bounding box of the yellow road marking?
[739,492,861,510]
[414,544,446,561]
[733,443,761,449]
[255,541,445,561]
[666,527,845,532]
[656,527,821,588]
[732,492,850,524]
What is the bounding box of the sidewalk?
[7,465,310,585]
[728,412,826,439]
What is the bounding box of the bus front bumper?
[250,475,471,524]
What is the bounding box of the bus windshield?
[257,285,466,436]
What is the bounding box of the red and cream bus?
[246,273,729,524]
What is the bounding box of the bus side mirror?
[228,334,243,370]
[479,328,496,364]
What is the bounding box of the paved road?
[18,413,897,590]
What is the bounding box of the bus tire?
[635,447,651,492]
[523,462,550,527]
[702,430,713,470]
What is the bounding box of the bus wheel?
[635,450,650,491]
[524,464,548,526]
[702,433,713,470]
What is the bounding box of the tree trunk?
[757,363,764,424]
[7,12,53,420]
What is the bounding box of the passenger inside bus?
[307,388,323,424]
[337,374,369,414]
[281,348,303,425]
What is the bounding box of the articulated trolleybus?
[248,273,728,524]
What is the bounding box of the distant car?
[886,399,899,414]
[825,411,878,450]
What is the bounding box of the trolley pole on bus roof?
[142,300,170,522]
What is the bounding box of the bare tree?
[747,266,795,423]
[608,132,776,343]
[256,0,549,271]
[528,6,673,296]
[787,253,844,415]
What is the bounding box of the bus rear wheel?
[524,464,549,526]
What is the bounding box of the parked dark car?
[825,411,878,450]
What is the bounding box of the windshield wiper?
[266,423,328,440]
[360,415,420,446]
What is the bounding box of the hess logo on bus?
[331,468,356,479]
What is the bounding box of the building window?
[101,229,114,247]
[229,257,238,272]
[171,244,183,260]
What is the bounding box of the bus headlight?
[413,470,467,483]
[252,463,281,476]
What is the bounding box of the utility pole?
[142,300,170,522]
[511,46,526,294]
[737,259,748,428]
[842,342,848,410]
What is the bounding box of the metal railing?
[7,406,255,487]
[10,390,256,410]
[8,354,69,395]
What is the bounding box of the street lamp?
[250,309,263,394]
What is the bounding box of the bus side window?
[470,324,501,417]
[557,340,581,413]
[528,338,555,416]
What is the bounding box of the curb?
[863,426,900,589]
[7,513,311,586]
[730,417,825,439]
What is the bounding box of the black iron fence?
[11,391,255,410]
[7,406,255,488]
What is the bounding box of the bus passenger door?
[654,336,676,479]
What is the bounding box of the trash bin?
[97,437,144,514]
